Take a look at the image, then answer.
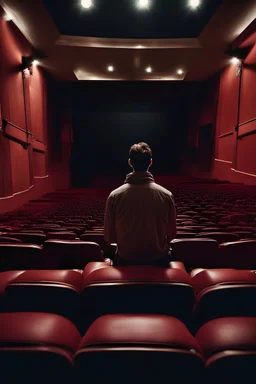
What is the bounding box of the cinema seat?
[0,237,22,244]
[82,263,194,330]
[74,314,204,384]
[7,232,47,245]
[5,270,83,326]
[171,239,219,269]
[43,240,104,269]
[47,231,77,240]
[196,317,256,383]
[0,312,81,383]
[0,271,25,310]
[80,233,109,251]
[192,269,256,328]
[0,244,43,271]
[196,232,239,244]
[219,240,256,269]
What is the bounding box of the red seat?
[47,231,77,240]
[43,240,104,269]
[196,317,256,383]
[192,269,256,328]
[0,237,22,244]
[82,263,194,329]
[0,244,43,271]
[219,240,256,269]
[7,233,46,245]
[75,314,204,383]
[171,239,219,268]
[196,232,239,244]
[5,270,83,326]
[0,312,81,383]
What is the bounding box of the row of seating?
[1,263,255,332]
[0,238,256,271]
[0,311,255,383]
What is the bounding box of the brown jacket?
[104,172,176,261]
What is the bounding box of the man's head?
[128,142,152,172]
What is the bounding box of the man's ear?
[128,159,132,167]
[149,158,153,167]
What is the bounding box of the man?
[104,142,176,266]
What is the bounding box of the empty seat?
[196,232,239,243]
[0,271,25,310]
[0,244,43,271]
[219,240,256,269]
[5,270,83,325]
[0,236,22,244]
[82,263,194,329]
[171,239,219,269]
[196,317,256,383]
[43,240,104,269]
[192,269,256,328]
[7,233,46,245]
[47,231,77,240]
[80,233,109,251]
[74,314,204,383]
[0,312,81,383]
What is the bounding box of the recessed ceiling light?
[32,60,39,66]
[4,12,12,21]
[177,69,184,75]
[231,57,240,64]
[145,66,152,73]
[81,0,92,9]
[137,0,150,9]
[189,0,201,9]
[107,65,114,72]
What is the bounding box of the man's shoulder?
[108,184,128,199]
[152,183,174,198]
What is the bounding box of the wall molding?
[219,131,234,139]
[0,184,34,200]
[231,168,256,178]
[215,158,232,164]
[33,175,49,179]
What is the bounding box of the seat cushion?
[192,269,256,296]
[80,314,201,350]
[196,317,256,360]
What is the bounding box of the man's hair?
[129,142,152,171]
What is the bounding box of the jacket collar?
[124,171,155,185]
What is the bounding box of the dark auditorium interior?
[1,0,256,382]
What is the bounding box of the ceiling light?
[137,0,150,9]
[189,0,201,9]
[107,65,114,72]
[177,69,184,75]
[231,57,240,64]
[136,45,143,49]
[32,60,39,66]
[81,0,92,9]
[145,66,152,73]
[4,12,12,21]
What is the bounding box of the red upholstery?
[0,244,43,271]
[0,312,81,382]
[171,239,219,268]
[0,237,22,244]
[219,240,256,269]
[196,232,239,243]
[82,264,194,329]
[196,318,256,382]
[0,270,25,296]
[5,270,83,326]
[75,314,204,383]
[47,231,77,240]
[192,269,256,296]
[193,269,256,328]
[7,233,46,245]
[43,240,104,269]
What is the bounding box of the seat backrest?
[196,232,239,244]
[219,240,256,269]
[171,238,219,268]
[82,265,194,327]
[0,244,43,271]
[0,237,22,244]
[43,240,104,269]
[8,233,46,245]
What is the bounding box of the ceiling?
[1,0,256,82]
[42,0,222,39]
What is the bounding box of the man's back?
[104,171,176,262]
